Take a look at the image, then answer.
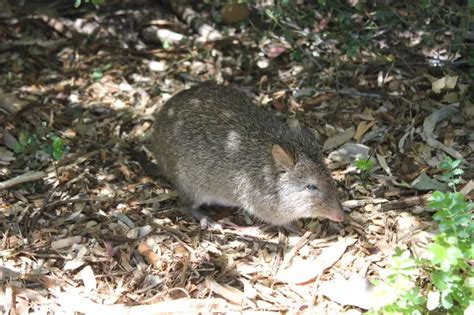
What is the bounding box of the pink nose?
[330,211,346,222]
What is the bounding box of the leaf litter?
[0,1,472,313]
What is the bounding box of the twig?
[0,39,68,51]
[42,197,113,211]
[382,194,431,211]
[27,196,112,235]
[289,87,402,100]
[0,171,47,190]
[279,230,312,270]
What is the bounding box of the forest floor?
[0,1,472,314]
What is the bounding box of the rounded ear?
[272,144,296,169]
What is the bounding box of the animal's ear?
[272,144,296,169]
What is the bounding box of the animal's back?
[151,83,283,207]
[149,82,346,225]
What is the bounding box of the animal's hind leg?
[190,205,223,230]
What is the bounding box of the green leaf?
[91,69,103,80]
[52,136,64,160]
[355,158,374,172]
[431,271,448,290]
[440,290,454,309]
[162,40,170,50]
[429,243,447,261]
[291,50,303,61]
[450,159,462,169]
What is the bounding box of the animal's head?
[272,142,345,223]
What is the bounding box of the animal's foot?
[191,208,223,230]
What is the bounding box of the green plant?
[12,131,40,154]
[371,249,426,314]
[91,63,112,80]
[354,158,374,184]
[355,158,375,172]
[12,130,65,161]
[425,191,473,311]
[47,134,66,161]
[370,157,473,314]
[437,156,464,190]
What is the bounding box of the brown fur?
[149,82,345,225]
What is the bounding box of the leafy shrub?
[371,157,473,314]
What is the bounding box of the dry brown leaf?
[51,236,83,250]
[460,180,474,195]
[323,127,355,152]
[354,121,376,143]
[137,241,160,267]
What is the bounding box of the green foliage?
[12,131,40,154]
[91,63,112,80]
[437,156,464,190]
[354,158,374,185]
[74,0,104,8]
[12,131,66,161]
[50,135,65,161]
[371,157,473,314]
[355,158,375,173]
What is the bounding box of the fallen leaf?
[205,277,255,307]
[0,147,15,165]
[411,172,447,191]
[460,180,474,195]
[328,143,371,163]
[138,241,160,267]
[354,121,376,143]
[275,240,348,284]
[376,153,392,176]
[431,75,458,94]
[442,92,459,103]
[126,225,152,239]
[323,127,355,151]
[0,92,29,115]
[319,273,375,309]
[79,265,97,292]
[2,130,18,151]
[462,100,474,118]
[423,105,458,136]
[51,236,83,250]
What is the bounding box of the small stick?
[0,171,47,190]
[42,197,112,210]
[286,87,401,100]
[279,230,312,270]
[382,194,431,211]
[382,192,474,211]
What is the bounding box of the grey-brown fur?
[150,82,345,226]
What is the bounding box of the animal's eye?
[306,184,317,191]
